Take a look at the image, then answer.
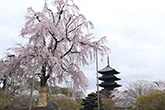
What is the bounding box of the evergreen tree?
[81,92,104,110]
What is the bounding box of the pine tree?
[81,92,104,110]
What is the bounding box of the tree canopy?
[0,0,109,90]
[135,91,165,110]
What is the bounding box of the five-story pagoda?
[98,56,121,98]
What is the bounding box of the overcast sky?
[0,0,165,93]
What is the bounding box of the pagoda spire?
[107,54,110,66]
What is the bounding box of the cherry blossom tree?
[113,80,156,109]
[0,0,109,107]
[112,80,165,109]
[153,80,165,91]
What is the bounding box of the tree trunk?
[38,63,50,107]
[38,86,47,107]
[2,78,6,90]
[38,74,49,107]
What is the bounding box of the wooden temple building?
[98,56,121,98]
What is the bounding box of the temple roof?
[98,75,121,81]
[99,82,121,88]
[98,65,113,73]
[98,65,120,74]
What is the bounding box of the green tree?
[81,92,103,110]
[135,91,165,110]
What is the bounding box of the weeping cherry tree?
[0,0,110,107]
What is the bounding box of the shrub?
[102,98,115,110]
[135,91,165,110]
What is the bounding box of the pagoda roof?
[98,65,119,74]
[98,76,121,81]
[98,65,113,73]
[99,82,121,88]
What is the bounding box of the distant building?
[98,56,121,98]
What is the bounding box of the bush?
[102,98,115,110]
[57,98,82,110]
[135,91,165,110]
[0,89,38,109]
[49,94,82,110]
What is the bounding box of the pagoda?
[98,56,121,98]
